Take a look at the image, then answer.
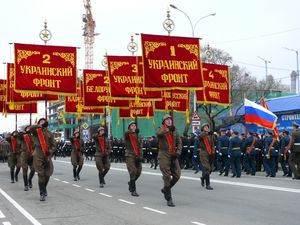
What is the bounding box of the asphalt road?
[0,158,299,225]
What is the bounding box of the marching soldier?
[229,130,242,178]
[20,125,35,191]
[30,118,57,201]
[6,131,22,183]
[264,130,279,177]
[218,128,230,176]
[70,130,84,181]
[243,131,257,176]
[289,122,300,179]
[124,121,143,197]
[93,127,111,188]
[198,123,215,190]
[156,114,182,207]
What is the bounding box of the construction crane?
[82,0,98,69]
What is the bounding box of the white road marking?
[55,160,300,194]
[0,210,5,218]
[53,178,60,181]
[61,181,69,184]
[85,188,95,192]
[3,222,12,225]
[0,188,42,225]
[99,193,113,198]
[191,221,206,225]
[72,184,81,188]
[118,199,136,205]
[143,207,166,215]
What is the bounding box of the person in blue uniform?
[264,130,279,177]
[280,130,292,177]
[229,130,242,178]
[243,131,257,176]
[218,128,230,176]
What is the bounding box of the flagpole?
[39,20,52,120]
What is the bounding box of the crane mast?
[82,0,96,69]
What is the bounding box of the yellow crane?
[82,0,98,69]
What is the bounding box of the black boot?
[99,173,104,188]
[205,174,213,190]
[130,180,139,197]
[15,167,20,182]
[44,177,49,196]
[128,181,133,192]
[28,170,34,188]
[73,168,77,181]
[39,183,45,201]
[164,186,175,207]
[10,169,15,183]
[76,165,82,180]
[200,177,204,187]
[23,175,29,191]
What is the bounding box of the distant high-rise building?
[291,71,297,93]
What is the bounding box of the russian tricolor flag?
[244,98,277,129]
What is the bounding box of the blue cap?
[220,128,226,132]
[292,122,299,128]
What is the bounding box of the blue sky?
[0,0,299,132]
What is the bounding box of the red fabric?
[129,133,139,156]
[163,126,176,155]
[141,33,203,90]
[155,90,189,112]
[203,136,212,155]
[37,128,47,156]
[11,137,17,153]
[196,63,230,106]
[24,134,33,156]
[119,101,154,118]
[74,138,80,157]
[98,136,106,155]
[14,43,77,95]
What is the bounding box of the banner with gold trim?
[155,90,190,112]
[6,102,38,114]
[7,63,58,103]
[83,69,129,108]
[0,79,6,113]
[119,100,154,118]
[107,55,161,100]
[196,63,230,105]
[14,43,77,95]
[141,33,203,90]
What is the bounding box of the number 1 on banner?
[170,46,176,57]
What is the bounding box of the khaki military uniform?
[93,134,111,186]
[30,125,57,198]
[289,129,300,179]
[1,141,10,162]
[198,132,215,189]
[20,132,35,190]
[124,130,143,195]
[156,125,182,187]
[70,137,84,166]
[6,135,22,182]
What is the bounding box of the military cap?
[233,129,239,135]
[162,114,172,124]
[73,130,80,135]
[128,121,136,129]
[24,125,31,132]
[98,127,105,132]
[37,118,47,125]
[267,129,274,135]
[220,128,227,132]
[292,121,300,128]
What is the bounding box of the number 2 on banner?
[42,54,51,64]
[170,46,176,57]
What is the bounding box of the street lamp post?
[257,56,271,80]
[283,47,299,94]
[169,4,216,113]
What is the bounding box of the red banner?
[196,63,230,105]
[65,81,104,114]
[107,55,161,100]
[119,100,154,118]
[7,63,58,103]
[155,90,189,112]
[141,33,203,90]
[0,80,6,112]
[0,79,37,113]
[83,69,129,108]
[14,43,77,95]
